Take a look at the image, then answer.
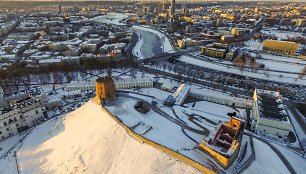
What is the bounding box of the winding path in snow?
[245,132,297,174]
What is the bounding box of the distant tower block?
[95,77,116,104]
[162,0,166,12]
[107,68,112,77]
[181,4,187,15]
[255,6,259,13]
[169,0,175,17]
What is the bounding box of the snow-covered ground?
[262,28,303,40]
[244,139,290,174]
[179,55,306,86]
[258,53,306,64]
[93,13,130,26]
[255,58,305,74]
[272,142,306,174]
[184,101,246,119]
[0,100,201,174]
[244,39,263,51]
[0,135,21,158]
[106,96,222,171]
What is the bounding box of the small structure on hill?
[198,117,245,168]
[95,76,116,104]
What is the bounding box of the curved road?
[244,132,297,174]
[117,91,208,136]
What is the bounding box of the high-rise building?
[143,6,149,15]
[181,4,187,15]
[254,6,259,13]
[216,18,223,27]
[169,0,175,17]
[162,0,166,12]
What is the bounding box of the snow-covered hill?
[15,100,201,174]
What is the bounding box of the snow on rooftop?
[115,77,152,83]
[173,83,190,105]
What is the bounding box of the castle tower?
[95,77,116,104]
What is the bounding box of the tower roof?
[96,76,114,83]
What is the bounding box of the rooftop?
[256,89,289,122]
[96,76,114,83]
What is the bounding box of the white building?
[161,82,173,92]
[0,95,44,141]
[173,84,190,105]
[63,90,82,100]
[189,88,253,109]
[251,89,292,139]
[115,77,153,89]
[64,77,154,93]
[64,80,96,92]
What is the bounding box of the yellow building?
[263,40,300,55]
[220,14,235,20]
[181,16,194,23]
[230,28,247,37]
[201,43,229,59]
[95,77,116,102]
[198,117,245,168]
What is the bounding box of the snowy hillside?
[14,100,201,174]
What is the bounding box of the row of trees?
[0,58,138,92]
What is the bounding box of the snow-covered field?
[262,29,303,40]
[244,39,263,51]
[272,142,306,174]
[0,100,202,174]
[255,58,305,73]
[185,101,246,120]
[179,55,306,86]
[258,53,306,64]
[244,139,290,174]
[93,13,130,26]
